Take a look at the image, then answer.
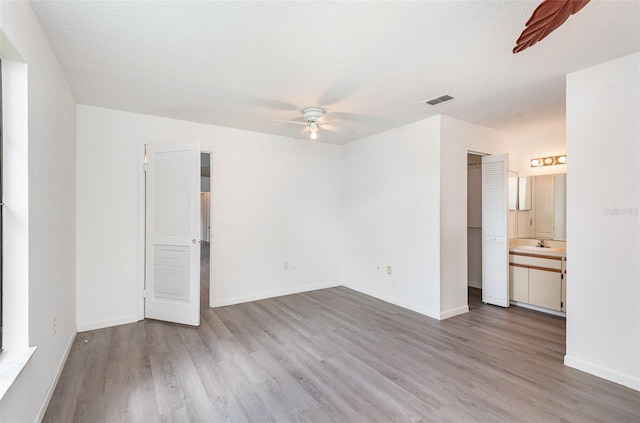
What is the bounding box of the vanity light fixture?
[531,155,567,167]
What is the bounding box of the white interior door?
[482,154,509,307]
[145,141,200,326]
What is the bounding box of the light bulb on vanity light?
[530,154,567,167]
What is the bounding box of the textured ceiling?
[30,0,640,144]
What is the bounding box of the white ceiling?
[30,0,640,144]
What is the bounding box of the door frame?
[137,139,215,321]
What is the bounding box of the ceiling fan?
[514,0,591,54]
[272,107,353,140]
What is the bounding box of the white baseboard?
[564,355,640,391]
[342,282,440,320]
[439,305,469,320]
[35,327,77,423]
[510,301,566,318]
[77,314,139,332]
[212,281,341,307]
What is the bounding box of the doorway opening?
[467,152,484,310]
[200,152,212,311]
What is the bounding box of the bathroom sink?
[517,246,562,253]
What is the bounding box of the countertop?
[509,246,566,258]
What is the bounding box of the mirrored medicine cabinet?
[509,173,566,241]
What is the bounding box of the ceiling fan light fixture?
[309,121,319,139]
[272,107,350,140]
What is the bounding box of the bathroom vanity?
[507,171,567,317]
[509,243,566,316]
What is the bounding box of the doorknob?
[192,239,197,244]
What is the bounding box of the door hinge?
[143,163,149,172]
[143,289,147,298]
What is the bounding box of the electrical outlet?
[386,265,392,275]
[52,316,57,336]
[284,261,289,270]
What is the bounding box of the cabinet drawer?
[510,254,562,270]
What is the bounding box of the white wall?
[510,121,567,177]
[342,116,442,318]
[0,2,77,422]
[565,52,639,390]
[76,105,343,330]
[342,115,513,319]
[439,116,512,318]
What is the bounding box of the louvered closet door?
[482,154,509,307]
[145,141,200,326]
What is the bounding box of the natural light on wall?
[531,155,567,167]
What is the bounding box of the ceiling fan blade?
[318,111,340,122]
[251,98,298,111]
[322,111,399,126]
[513,0,591,54]
[294,126,311,140]
[271,119,307,126]
[320,124,354,134]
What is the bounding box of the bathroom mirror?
[508,175,532,211]
[508,172,518,210]
[518,177,532,210]
[516,173,566,241]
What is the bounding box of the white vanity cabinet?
[509,251,566,314]
[509,266,529,303]
[528,269,562,311]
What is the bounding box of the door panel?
[529,269,562,311]
[145,141,200,326]
[482,154,509,307]
[509,265,529,302]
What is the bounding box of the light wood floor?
[44,245,639,422]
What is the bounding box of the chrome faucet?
[537,239,546,248]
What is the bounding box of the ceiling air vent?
[423,94,454,106]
